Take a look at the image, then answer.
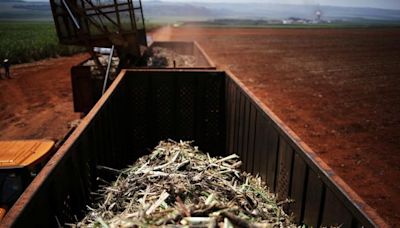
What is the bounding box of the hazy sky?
[21,0,400,10]
[142,0,400,10]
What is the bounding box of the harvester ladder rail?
[61,0,108,35]
[102,45,115,95]
[126,0,136,31]
[138,0,147,46]
[61,0,81,29]
[113,0,121,27]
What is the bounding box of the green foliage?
[0,21,84,64]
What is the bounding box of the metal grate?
[203,78,223,138]
[49,0,147,57]
[176,80,196,140]
[154,84,175,139]
[129,81,148,146]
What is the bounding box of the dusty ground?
[0,27,399,225]
[0,54,88,140]
[153,26,400,226]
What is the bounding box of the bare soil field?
[158,27,400,226]
[0,54,88,140]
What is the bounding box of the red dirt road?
[0,54,88,140]
[157,27,400,226]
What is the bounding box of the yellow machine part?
[0,140,55,169]
[0,207,5,221]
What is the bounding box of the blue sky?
[142,0,400,10]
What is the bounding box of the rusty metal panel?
[11,184,54,227]
[259,116,271,182]
[252,110,266,179]
[227,79,236,155]
[102,100,122,167]
[236,92,245,161]
[276,138,294,209]
[195,74,207,149]
[127,73,151,158]
[96,114,107,164]
[234,89,241,156]
[266,124,279,191]
[321,189,354,228]
[74,133,93,204]
[289,153,308,224]
[124,70,226,156]
[246,104,257,173]
[303,170,325,227]
[152,74,176,140]
[199,72,226,155]
[109,93,124,165]
[241,98,251,171]
[48,156,77,224]
[176,77,196,140]
[225,78,232,156]
[71,65,95,113]
[225,71,387,227]
[64,156,87,220]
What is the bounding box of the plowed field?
[158,27,400,226]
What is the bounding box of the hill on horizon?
[1,0,400,23]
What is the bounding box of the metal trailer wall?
[224,73,387,228]
[1,70,386,227]
[71,41,215,113]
